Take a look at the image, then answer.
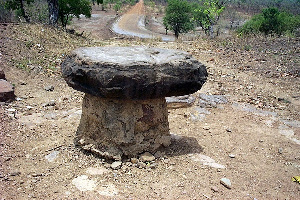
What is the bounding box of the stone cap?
[61,46,207,100]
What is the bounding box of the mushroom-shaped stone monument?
[61,46,207,160]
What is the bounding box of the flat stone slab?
[0,79,15,102]
[61,46,207,100]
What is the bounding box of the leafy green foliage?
[113,0,121,11]
[58,0,92,28]
[163,0,193,38]
[238,7,300,36]
[5,0,34,22]
[192,0,225,37]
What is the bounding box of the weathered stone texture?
[76,94,170,160]
[61,46,207,100]
[0,79,15,102]
[0,68,6,80]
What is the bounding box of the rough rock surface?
[61,46,207,100]
[76,94,170,160]
[0,79,15,102]
[0,68,6,80]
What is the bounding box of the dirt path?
[112,0,174,41]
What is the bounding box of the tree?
[47,0,59,26]
[192,0,225,38]
[163,0,193,39]
[58,0,92,29]
[5,0,34,22]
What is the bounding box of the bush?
[238,7,300,36]
[0,2,12,23]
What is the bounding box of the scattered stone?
[43,100,56,107]
[111,161,122,170]
[220,178,232,189]
[189,154,225,169]
[149,163,158,169]
[9,171,21,176]
[166,95,196,109]
[72,175,96,191]
[211,186,219,193]
[97,183,118,197]
[0,79,15,102]
[19,80,27,85]
[26,106,34,110]
[229,154,236,158]
[203,126,210,130]
[86,167,109,175]
[226,128,232,132]
[278,148,283,154]
[7,108,16,113]
[140,152,155,162]
[44,85,54,91]
[45,151,59,162]
[31,173,43,177]
[154,151,165,158]
[137,162,146,169]
[130,158,138,164]
[198,94,228,108]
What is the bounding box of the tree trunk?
[209,25,214,38]
[20,0,30,22]
[47,0,59,26]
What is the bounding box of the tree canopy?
[238,7,300,36]
[5,0,34,22]
[163,0,193,39]
[58,0,92,29]
[192,0,225,37]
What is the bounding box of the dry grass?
[0,23,105,75]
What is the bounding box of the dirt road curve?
[113,0,174,41]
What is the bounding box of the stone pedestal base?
[76,94,171,160]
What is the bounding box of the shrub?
[238,7,300,36]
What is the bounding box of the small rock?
[211,186,219,193]
[149,163,158,169]
[226,128,232,132]
[45,151,59,162]
[140,152,155,162]
[7,108,16,113]
[44,85,54,91]
[43,100,56,107]
[26,106,34,110]
[86,167,109,175]
[220,178,232,189]
[72,175,96,192]
[130,158,138,164]
[31,173,43,177]
[9,171,21,176]
[203,126,210,130]
[278,148,283,154]
[154,151,165,158]
[229,154,236,158]
[111,161,122,170]
[19,80,27,85]
[0,79,15,102]
[137,162,146,169]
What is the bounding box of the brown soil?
[0,1,299,200]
